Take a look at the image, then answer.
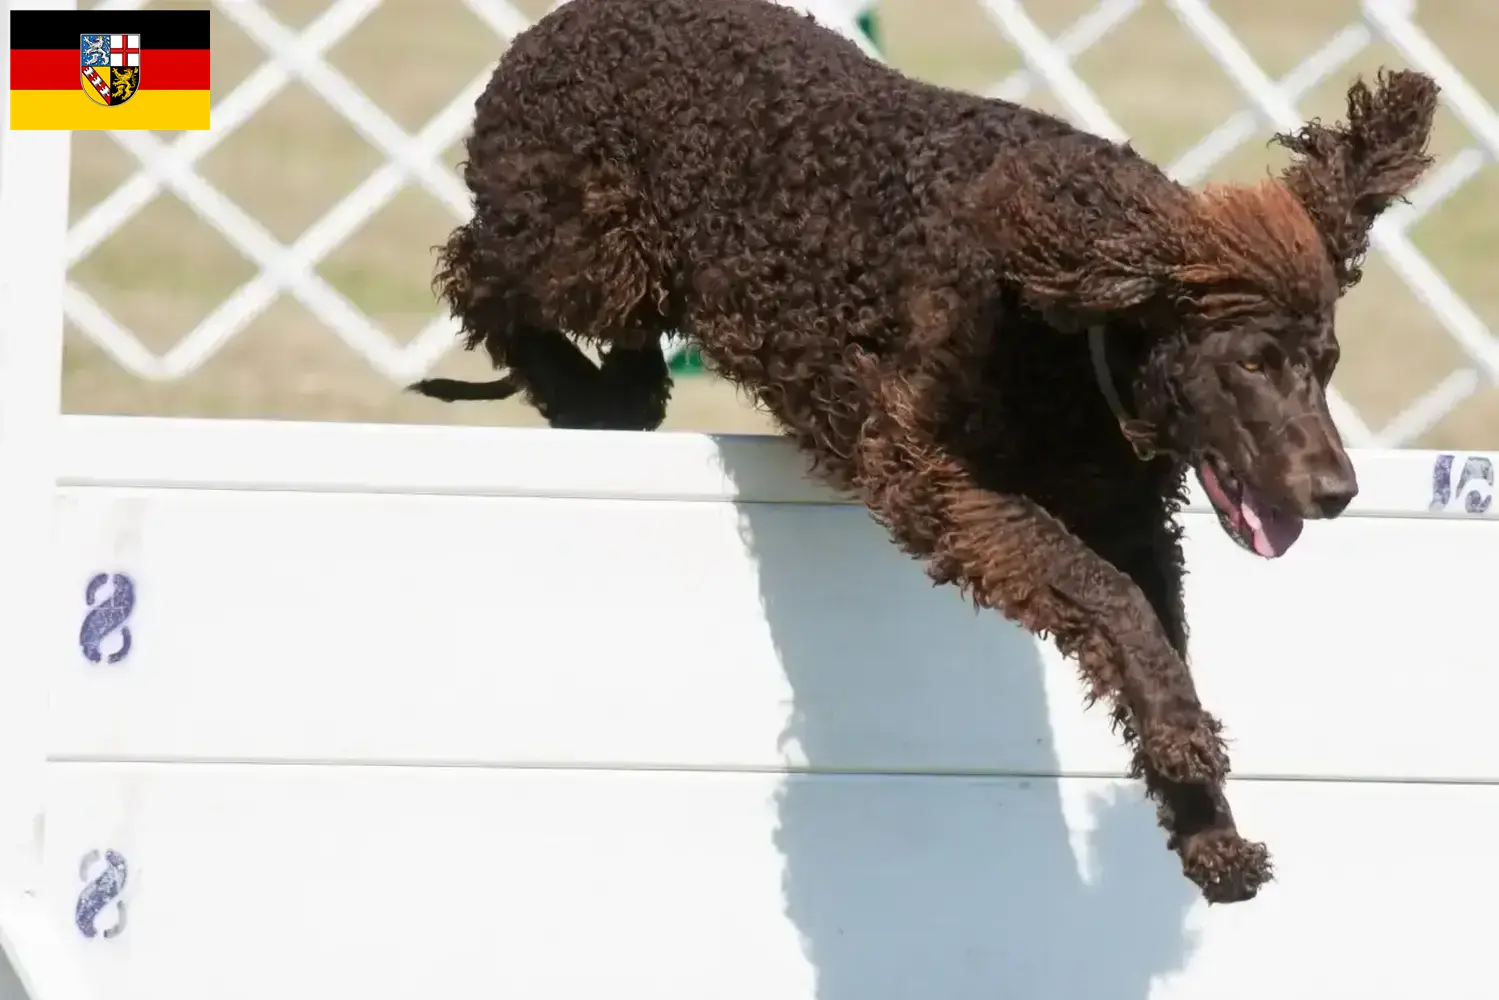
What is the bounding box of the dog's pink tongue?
[1197,462,1305,558]
[1237,485,1304,558]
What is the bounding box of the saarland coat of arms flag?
[9,8,209,130]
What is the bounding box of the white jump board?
[42,417,1499,1000]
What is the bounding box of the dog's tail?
[406,377,520,402]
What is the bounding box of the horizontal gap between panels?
[44,755,1499,787]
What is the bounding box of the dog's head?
[970,69,1438,558]
[1127,178,1351,558]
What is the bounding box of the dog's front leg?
[1065,494,1273,904]
[854,432,1270,902]
[857,432,1223,783]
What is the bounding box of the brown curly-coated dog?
[411,0,1439,903]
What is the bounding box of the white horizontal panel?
[41,763,1498,1000]
[55,415,1499,518]
[1176,510,1499,781]
[55,415,844,504]
[47,487,1499,780]
[46,488,1061,772]
[1049,509,1499,781]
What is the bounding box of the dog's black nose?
[1308,474,1356,518]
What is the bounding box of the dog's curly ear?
[962,133,1190,327]
[1272,68,1439,292]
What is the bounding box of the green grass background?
[61,0,1499,446]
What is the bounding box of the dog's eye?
[1239,358,1263,374]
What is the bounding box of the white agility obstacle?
[5,393,1499,1000]
[4,1,1499,999]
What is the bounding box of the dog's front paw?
[1180,828,1273,904]
[1144,711,1229,784]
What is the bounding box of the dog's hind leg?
[498,329,671,431]
[410,323,672,431]
[416,149,676,431]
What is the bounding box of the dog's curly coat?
[414,0,1440,903]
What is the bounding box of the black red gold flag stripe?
[9,9,210,131]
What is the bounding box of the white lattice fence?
[48,0,1499,447]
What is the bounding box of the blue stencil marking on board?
[1430,454,1495,514]
[79,572,134,664]
[75,849,128,939]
